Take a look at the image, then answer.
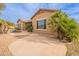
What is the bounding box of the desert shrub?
[48,10,78,42]
[25,23,33,32]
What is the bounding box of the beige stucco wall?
[17,21,26,30]
[31,10,54,33]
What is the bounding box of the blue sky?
[0,3,79,23]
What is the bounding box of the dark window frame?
[37,19,46,29]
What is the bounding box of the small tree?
[48,10,78,42]
[5,21,14,33]
[0,19,14,33]
[25,23,33,32]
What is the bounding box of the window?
[37,19,46,29]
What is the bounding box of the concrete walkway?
[8,33,67,56]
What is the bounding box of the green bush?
[48,10,78,42]
[15,27,21,30]
[25,23,33,32]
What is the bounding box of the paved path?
[8,33,67,56]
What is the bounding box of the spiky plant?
[48,10,78,42]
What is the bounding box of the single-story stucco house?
[17,18,32,31]
[31,9,56,33]
[17,9,56,33]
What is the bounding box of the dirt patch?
[9,39,67,56]
[9,33,67,56]
[66,42,79,56]
[0,34,17,56]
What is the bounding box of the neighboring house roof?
[17,19,26,23]
[31,9,57,19]
[17,18,32,23]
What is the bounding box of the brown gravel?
[0,34,16,56]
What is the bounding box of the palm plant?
[4,21,14,33]
[0,19,14,33]
[0,19,5,33]
[48,10,78,42]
